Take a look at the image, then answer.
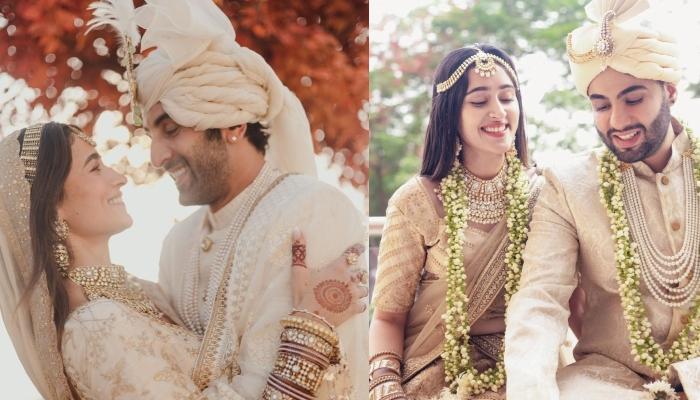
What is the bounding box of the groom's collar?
[203,163,272,232]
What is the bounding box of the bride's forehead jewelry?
[20,123,96,185]
[436,48,519,94]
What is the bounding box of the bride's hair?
[19,122,75,335]
[420,43,529,181]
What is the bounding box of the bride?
[0,121,367,399]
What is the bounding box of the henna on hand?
[292,240,307,268]
[313,279,352,313]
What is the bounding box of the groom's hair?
[18,122,74,337]
[420,44,529,181]
[204,122,269,154]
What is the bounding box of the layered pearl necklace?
[598,125,700,390]
[68,264,163,320]
[180,164,277,335]
[621,155,700,307]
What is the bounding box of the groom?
[114,0,368,398]
[505,1,700,399]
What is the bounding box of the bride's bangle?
[291,308,334,330]
[281,315,338,347]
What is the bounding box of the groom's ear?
[222,125,247,144]
[664,82,677,105]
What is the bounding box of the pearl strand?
[180,164,275,335]
[622,156,700,307]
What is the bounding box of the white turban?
[567,0,681,96]
[131,0,316,176]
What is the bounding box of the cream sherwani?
[158,163,368,399]
[505,129,700,399]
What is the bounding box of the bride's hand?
[290,228,368,328]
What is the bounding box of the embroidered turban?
[567,0,681,96]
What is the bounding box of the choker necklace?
[68,264,163,320]
[463,164,507,224]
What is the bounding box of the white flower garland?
[598,125,700,399]
[440,150,530,396]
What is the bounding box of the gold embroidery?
[192,172,291,389]
[0,132,72,398]
[469,334,504,362]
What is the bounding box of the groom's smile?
[167,161,192,189]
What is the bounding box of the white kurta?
[505,130,700,399]
[159,164,368,399]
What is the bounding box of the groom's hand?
[290,228,368,328]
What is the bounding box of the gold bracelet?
[279,343,329,369]
[369,351,402,363]
[281,327,335,359]
[265,374,314,400]
[281,316,339,346]
[369,380,404,400]
[370,357,402,376]
[369,373,401,391]
[292,308,334,330]
[262,385,296,400]
[273,352,325,393]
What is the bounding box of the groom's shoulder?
[540,148,601,191]
[275,174,354,206]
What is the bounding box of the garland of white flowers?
[598,125,700,399]
[440,149,530,396]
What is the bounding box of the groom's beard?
[166,139,230,206]
[596,98,671,164]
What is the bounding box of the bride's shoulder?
[64,298,131,327]
[389,176,437,208]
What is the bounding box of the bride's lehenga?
[373,176,540,399]
[62,298,203,399]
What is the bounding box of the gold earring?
[454,141,463,168]
[53,219,70,278]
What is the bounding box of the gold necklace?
[68,264,163,320]
[463,164,507,224]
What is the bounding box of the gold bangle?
[266,374,314,400]
[281,327,335,359]
[369,351,402,363]
[279,344,329,369]
[273,352,325,393]
[379,393,408,400]
[370,357,401,376]
[281,316,339,347]
[292,308,334,330]
[369,374,401,391]
[369,380,404,400]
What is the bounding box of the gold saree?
[374,174,541,399]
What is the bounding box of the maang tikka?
[53,219,70,278]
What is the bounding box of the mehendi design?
[292,240,307,268]
[313,279,352,313]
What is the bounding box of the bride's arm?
[61,301,207,400]
[206,228,366,399]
